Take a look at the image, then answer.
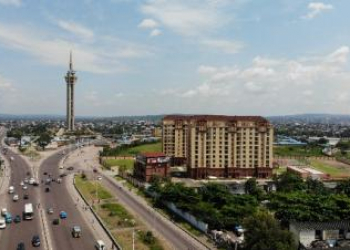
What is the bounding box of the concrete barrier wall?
[145,189,208,233]
[166,202,208,233]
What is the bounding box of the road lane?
[100,175,209,250]
[0,150,43,250]
[39,151,97,250]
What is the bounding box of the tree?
[245,178,258,194]
[274,172,306,192]
[336,179,350,196]
[37,133,52,150]
[244,178,264,199]
[243,211,297,250]
[318,138,329,145]
[306,177,330,195]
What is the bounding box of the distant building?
[287,166,328,180]
[5,137,19,146]
[163,115,274,179]
[274,135,307,146]
[133,152,170,182]
[153,127,162,137]
[308,137,340,147]
[290,221,350,249]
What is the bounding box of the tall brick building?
[162,115,273,179]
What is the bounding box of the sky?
[0,0,349,117]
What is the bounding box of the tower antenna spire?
[69,50,73,71]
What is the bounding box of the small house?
[290,221,350,249]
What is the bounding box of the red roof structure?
[141,152,166,158]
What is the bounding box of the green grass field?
[119,142,162,156]
[74,176,165,250]
[309,160,348,177]
[75,176,113,200]
[274,145,324,157]
[104,159,134,169]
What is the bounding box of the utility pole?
[132,227,135,250]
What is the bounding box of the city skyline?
[0,0,349,116]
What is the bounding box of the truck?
[23,203,34,220]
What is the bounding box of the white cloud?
[0,74,18,112]
[302,2,333,19]
[0,0,21,7]
[57,20,94,40]
[0,22,153,74]
[141,0,230,36]
[202,39,244,54]
[197,65,218,75]
[150,29,162,37]
[115,92,125,97]
[159,46,350,115]
[138,19,159,29]
[325,46,349,64]
[0,75,16,92]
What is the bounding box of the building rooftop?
[291,220,350,231]
[163,115,269,123]
[141,152,166,158]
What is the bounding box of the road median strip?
[74,175,166,250]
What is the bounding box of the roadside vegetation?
[74,175,165,250]
[146,173,350,250]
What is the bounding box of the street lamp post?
[131,219,135,250]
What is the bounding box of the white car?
[22,185,28,190]
[8,186,14,194]
[29,178,35,185]
[97,176,102,181]
[20,181,24,186]
[1,208,7,216]
[0,218,6,229]
[59,165,64,169]
[12,194,19,201]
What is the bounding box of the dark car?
[31,235,40,247]
[23,194,29,199]
[32,182,39,187]
[93,168,98,173]
[45,187,50,193]
[43,172,47,175]
[67,166,74,171]
[14,215,21,223]
[52,219,60,225]
[59,173,67,178]
[17,242,25,250]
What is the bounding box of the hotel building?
[162,115,273,179]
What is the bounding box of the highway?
[100,175,208,250]
[0,149,43,250]
[39,151,97,250]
